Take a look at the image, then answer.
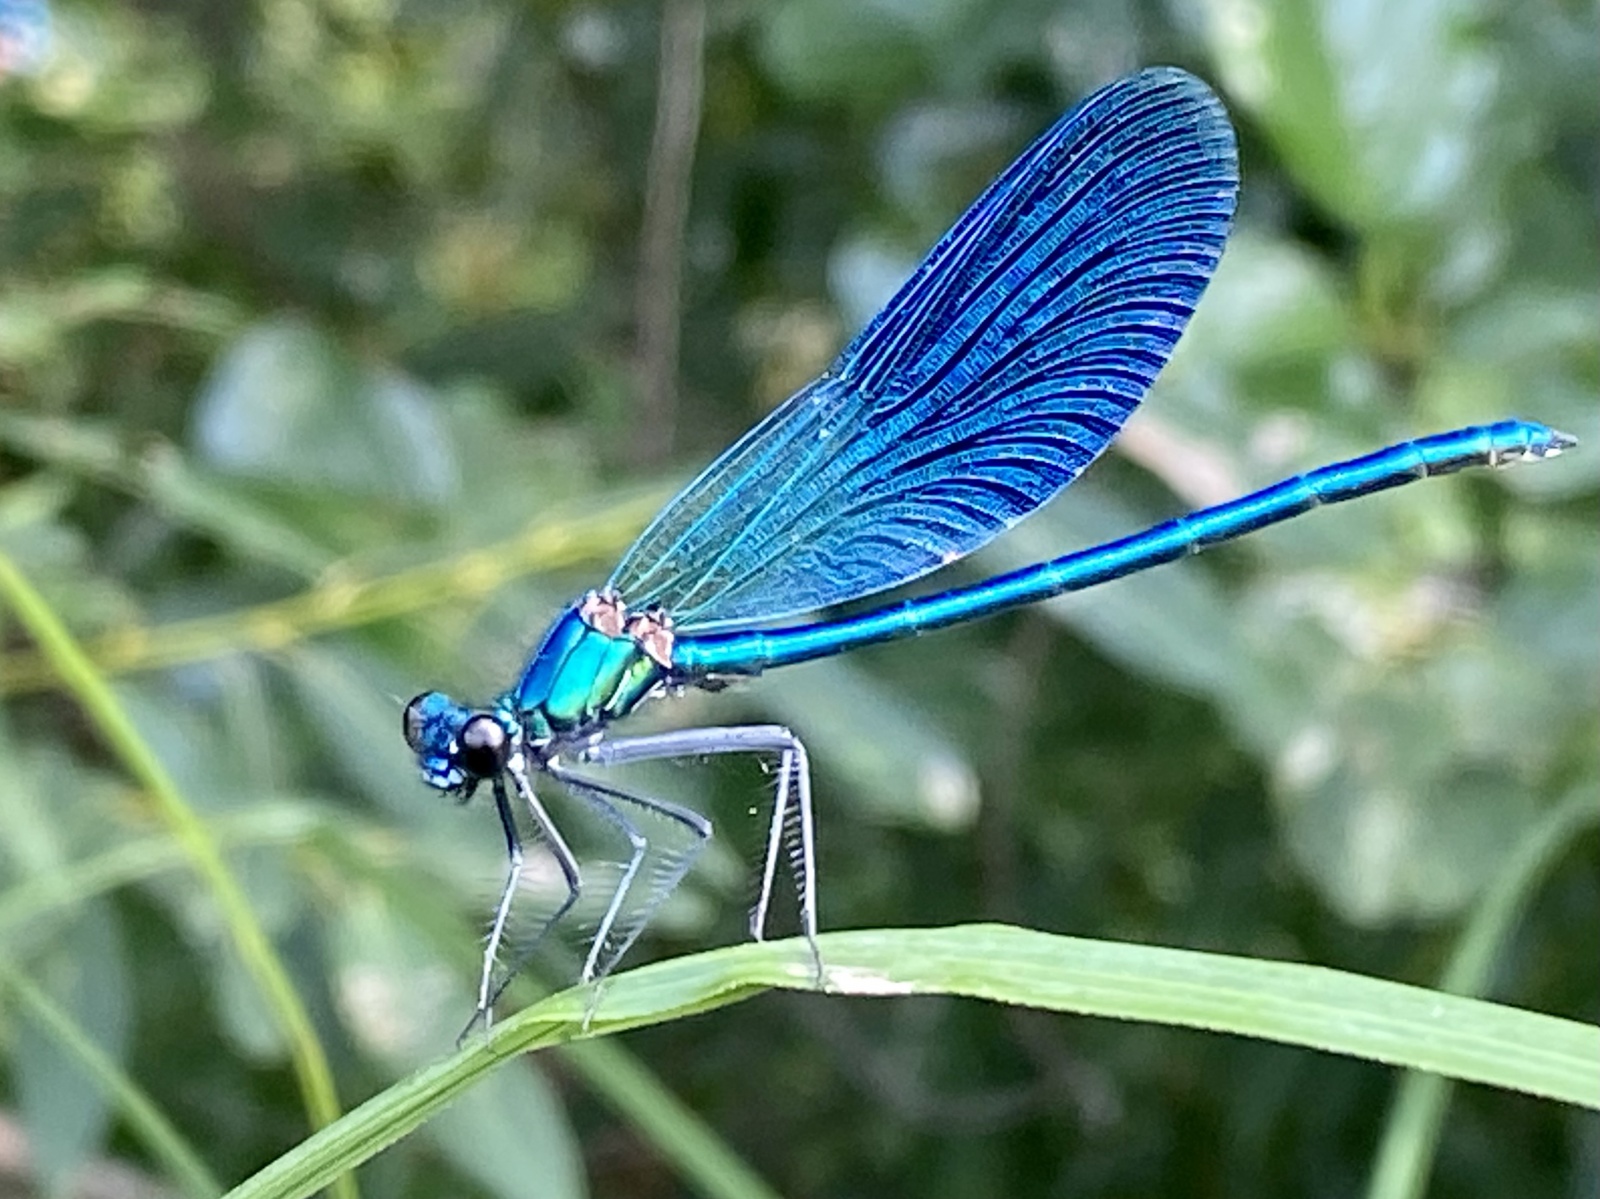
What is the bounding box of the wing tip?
[1108,65,1239,180]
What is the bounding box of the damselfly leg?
[462,768,581,1042]
[579,725,823,984]
[545,763,713,1011]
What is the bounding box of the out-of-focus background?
[0,0,1595,1195]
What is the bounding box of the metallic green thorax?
[509,593,669,741]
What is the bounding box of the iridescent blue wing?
[610,67,1238,632]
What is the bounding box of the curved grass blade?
[0,549,356,1199]
[0,804,332,941]
[312,813,780,1199]
[561,1039,783,1199]
[0,965,223,1199]
[1365,787,1600,1199]
[224,925,1600,1199]
[0,486,668,696]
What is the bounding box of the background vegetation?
[0,0,1595,1195]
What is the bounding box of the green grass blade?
[561,1039,783,1199]
[0,550,357,1199]
[312,825,780,1199]
[0,487,670,695]
[0,804,332,941]
[224,924,1600,1199]
[0,965,224,1199]
[1366,788,1600,1199]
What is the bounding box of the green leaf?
[1366,787,1600,1199]
[12,906,129,1193]
[991,479,1262,710]
[0,412,340,578]
[0,964,222,1199]
[193,318,459,504]
[759,1,925,107]
[328,887,587,1198]
[1205,0,1500,231]
[426,1069,587,1199]
[226,925,1600,1199]
[0,549,353,1199]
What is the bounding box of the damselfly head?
[403,691,512,791]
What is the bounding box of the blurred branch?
[1118,411,1244,507]
[0,488,669,694]
[0,272,244,355]
[631,0,707,466]
[1365,787,1600,1199]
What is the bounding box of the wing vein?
[608,67,1238,630]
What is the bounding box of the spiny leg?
[565,781,647,986]
[465,762,582,1039]
[752,750,792,943]
[476,779,524,1024]
[578,725,823,985]
[751,742,815,954]
[548,761,713,993]
[473,779,644,1030]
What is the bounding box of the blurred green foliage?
[0,1,1595,1196]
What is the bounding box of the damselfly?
[403,67,1573,1030]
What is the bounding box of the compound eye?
[402,694,431,751]
[458,715,510,778]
